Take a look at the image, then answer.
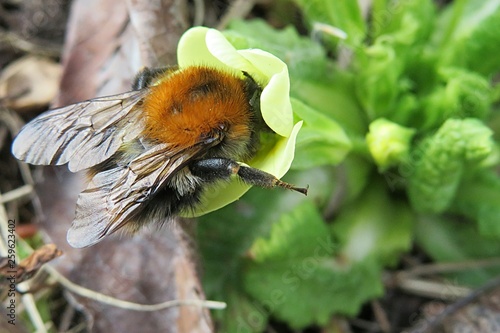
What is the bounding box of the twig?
[405,275,500,333]
[21,293,48,333]
[0,30,61,58]
[14,232,227,313]
[371,300,391,333]
[192,0,205,26]
[388,258,500,300]
[217,0,256,30]
[40,265,227,312]
[395,277,471,300]
[58,303,76,332]
[0,184,34,204]
[402,258,500,277]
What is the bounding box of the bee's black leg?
[190,158,308,195]
[132,66,178,90]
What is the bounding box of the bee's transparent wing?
[66,143,204,248]
[12,90,149,172]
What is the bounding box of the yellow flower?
[366,118,415,171]
[177,27,302,215]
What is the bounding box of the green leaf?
[407,118,494,213]
[332,178,414,267]
[415,215,500,286]
[198,169,337,331]
[452,171,500,238]
[436,0,500,76]
[216,286,268,333]
[291,98,351,169]
[244,202,383,328]
[342,154,374,204]
[290,70,368,136]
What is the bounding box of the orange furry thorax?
[142,66,253,150]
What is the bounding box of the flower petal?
[176,27,301,216]
[177,27,228,70]
[251,121,302,177]
[238,49,293,137]
[205,29,254,76]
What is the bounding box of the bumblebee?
[12,66,307,248]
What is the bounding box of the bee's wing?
[66,142,205,248]
[12,90,149,172]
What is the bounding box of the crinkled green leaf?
[407,118,494,213]
[355,1,438,124]
[355,37,409,120]
[372,0,435,44]
[418,67,491,130]
[291,98,351,169]
[244,201,383,328]
[332,179,414,267]
[293,0,366,47]
[224,19,326,80]
[415,215,500,286]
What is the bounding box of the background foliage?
[197,0,500,331]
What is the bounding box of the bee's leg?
[132,66,179,90]
[190,158,308,195]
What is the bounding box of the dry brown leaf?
[0,243,62,283]
[55,0,188,107]
[17,244,63,281]
[54,0,131,106]
[125,0,189,67]
[0,56,62,112]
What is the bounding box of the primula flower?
[177,27,302,215]
[366,118,415,171]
